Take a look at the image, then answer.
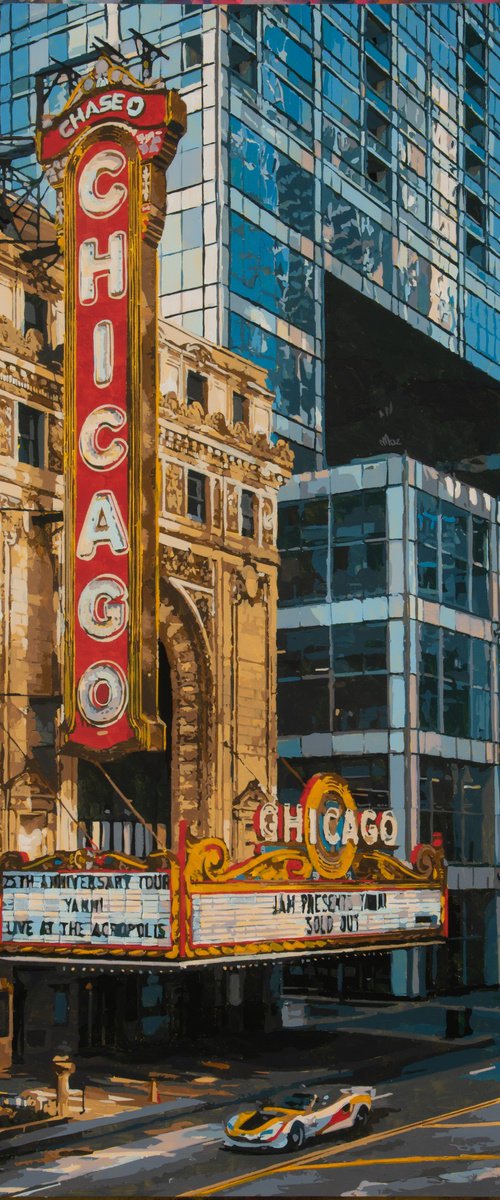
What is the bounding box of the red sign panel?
[38,58,186,756]
[40,88,168,162]
[72,141,133,750]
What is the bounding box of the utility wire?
[223,738,261,783]
[223,738,306,793]
[223,739,306,796]
[0,700,165,856]
[0,710,98,851]
[278,756,305,786]
[92,762,166,853]
[2,700,164,856]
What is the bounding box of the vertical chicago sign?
[38,58,186,755]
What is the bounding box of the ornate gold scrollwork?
[185,836,314,886]
[0,848,179,874]
[411,842,447,883]
[353,844,446,886]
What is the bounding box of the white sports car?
[223,1085,375,1152]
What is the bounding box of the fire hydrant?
[52,1055,75,1118]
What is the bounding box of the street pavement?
[0,1035,498,1196]
[0,990,494,1126]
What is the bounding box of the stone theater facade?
[0,192,292,1063]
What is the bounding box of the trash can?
[445,1007,472,1039]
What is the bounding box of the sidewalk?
[282,987,500,1041]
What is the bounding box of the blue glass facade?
[277,454,500,991]
[1,2,499,469]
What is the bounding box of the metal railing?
[77,820,159,859]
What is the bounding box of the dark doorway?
[324,274,500,497]
[78,978,117,1053]
[12,975,26,1064]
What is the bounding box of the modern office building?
[277,455,499,997]
[1,2,500,486]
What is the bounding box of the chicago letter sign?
[38,58,186,755]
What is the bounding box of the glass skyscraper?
[1,2,499,481]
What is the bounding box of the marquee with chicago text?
[37,56,186,757]
[0,776,447,963]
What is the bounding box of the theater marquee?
[0,777,447,964]
[37,57,186,756]
[0,851,179,961]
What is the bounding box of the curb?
[0,1031,494,1160]
[0,1096,207,1160]
[0,1116,67,1142]
[332,1026,494,1048]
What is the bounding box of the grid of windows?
[229,117,315,238]
[278,497,328,606]
[363,7,391,203]
[463,13,487,271]
[419,624,491,742]
[278,491,387,607]
[277,621,388,737]
[230,214,315,337]
[419,757,494,864]
[416,492,490,616]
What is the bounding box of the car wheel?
[353,1105,370,1135]
[287,1121,306,1151]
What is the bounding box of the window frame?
[278,497,329,607]
[418,624,492,742]
[331,489,387,602]
[419,756,493,865]
[17,401,45,469]
[277,625,331,738]
[241,488,255,539]
[186,370,207,409]
[186,469,207,524]
[232,391,248,426]
[228,38,258,90]
[181,34,203,72]
[416,491,490,617]
[23,291,48,339]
